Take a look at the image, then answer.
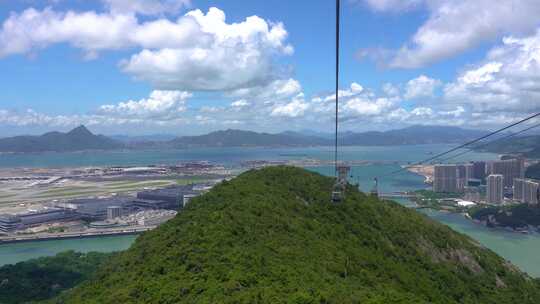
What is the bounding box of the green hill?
[0,251,112,304]
[50,167,540,303]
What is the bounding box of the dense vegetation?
[0,251,112,304]
[49,166,540,303]
[0,126,123,153]
[412,190,466,212]
[470,204,540,229]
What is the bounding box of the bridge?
[378,192,417,199]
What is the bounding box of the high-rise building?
[106,206,122,220]
[456,163,474,192]
[487,174,504,204]
[433,164,458,193]
[487,159,524,188]
[514,178,539,205]
[472,161,486,181]
[514,178,526,202]
[524,180,539,205]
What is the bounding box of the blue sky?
[0,0,539,136]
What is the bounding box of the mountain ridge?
[0,125,123,153]
[169,125,489,148]
[0,125,492,152]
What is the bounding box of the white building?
[487,159,524,188]
[487,174,504,204]
[106,206,122,220]
[513,178,539,205]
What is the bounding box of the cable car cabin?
[331,190,343,203]
[332,181,345,203]
[336,165,350,183]
[332,165,350,203]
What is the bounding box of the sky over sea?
[0,0,539,135]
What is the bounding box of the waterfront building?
[0,214,21,232]
[524,180,539,205]
[472,161,486,181]
[514,178,526,202]
[514,178,539,205]
[433,164,458,193]
[136,186,192,209]
[456,164,474,192]
[107,206,122,220]
[0,208,75,232]
[487,159,525,188]
[487,174,504,204]
[18,208,75,227]
[60,196,132,220]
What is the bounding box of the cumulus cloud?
[404,75,441,99]
[121,8,293,91]
[343,97,396,117]
[444,30,540,113]
[228,78,302,102]
[231,99,250,108]
[362,0,540,68]
[98,90,191,119]
[0,6,293,91]
[271,95,310,118]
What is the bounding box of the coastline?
[0,227,151,244]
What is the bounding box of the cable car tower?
[370,177,379,197]
[331,0,350,203]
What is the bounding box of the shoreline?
[0,227,151,245]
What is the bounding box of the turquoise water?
[0,144,498,168]
[2,145,540,278]
[0,235,137,266]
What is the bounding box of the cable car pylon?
[370,178,379,198]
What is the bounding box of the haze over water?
[2,145,540,278]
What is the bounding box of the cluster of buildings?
[0,183,210,233]
[433,158,539,205]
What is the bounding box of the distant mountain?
[170,129,329,148]
[0,126,123,153]
[474,135,540,157]
[341,125,489,146]
[168,126,489,148]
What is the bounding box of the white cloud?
[0,7,293,91]
[271,95,309,118]
[0,8,138,57]
[98,90,191,119]
[121,7,293,91]
[231,99,250,108]
[102,0,191,16]
[343,96,396,116]
[382,83,400,96]
[444,30,540,113]
[227,78,302,104]
[404,75,441,99]
[364,0,540,68]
